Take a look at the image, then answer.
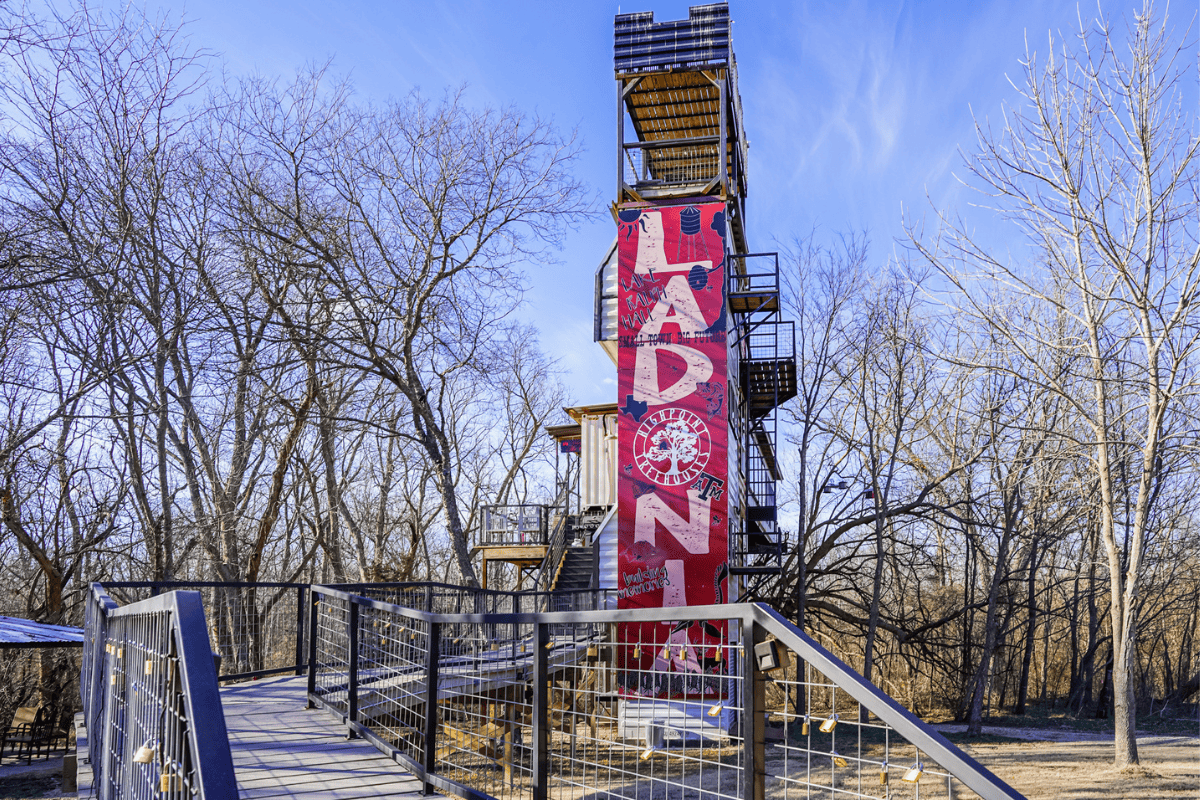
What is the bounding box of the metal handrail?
[100,581,310,682]
[534,512,573,596]
[82,584,236,800]
[305,590,1026,800]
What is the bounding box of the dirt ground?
[948,729,1199,800]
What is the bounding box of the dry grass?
[963,736,1199,799]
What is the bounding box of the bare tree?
[223,73,587,586]
[911,3,1200,764]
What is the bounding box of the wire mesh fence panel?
[762,656,965,800]
[434,619,537,800]
[750,603,1023,800]
[100,583,307,680]
[355,606,431,767]
[298,594,1024,800]
[312,592,351,717]
[547,617,745,800]
[99,610,194,800]
[624,143,721,186]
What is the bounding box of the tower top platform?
[614,3,748,221]
[614,3,730,75]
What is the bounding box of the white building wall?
[580,412,618,508]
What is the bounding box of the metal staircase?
[728,253,796,589]
[550,547,595,592]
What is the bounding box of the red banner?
[616,201,729,698]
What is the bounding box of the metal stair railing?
[305,588,1026,800]
[82,584,236,800]
[535,513,574,599]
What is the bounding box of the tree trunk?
[1015,538,1039,714]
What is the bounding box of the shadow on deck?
[77,674,430,800]
[221,675,429,800]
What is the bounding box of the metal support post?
[422,622,441,795]
[719,71,728,193]
[741,616,766,800]
[295,585,307,676]
[532,621,549,800]
[347,600,360,736]
[616,80,625,201]
[306,589,320,707]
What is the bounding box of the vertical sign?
[616,202,729,698]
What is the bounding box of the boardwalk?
[221,675,429,800]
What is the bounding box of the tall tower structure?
[595,2,796,647]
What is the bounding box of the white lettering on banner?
[632,344,713,405]
[639,275,708,336]
[634,211,711,275]
[634,490,711,554]
[663,559,686,609]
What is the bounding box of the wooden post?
[503,703,514,786]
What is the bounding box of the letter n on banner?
[615,202,729,699]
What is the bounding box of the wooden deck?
[221,675,430,799]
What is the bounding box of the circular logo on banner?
[633,408,711,486]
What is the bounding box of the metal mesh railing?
[356,606,432,768]
[624,141,721,187]
[434,617,538,800]
[100,582,308,682]
[548,619,745,800]
[333,582,616,616]
[82,585,236,800]
[304,591,1026,800]
[727,253,780,298]
[311,591,351,717]
[480,505,551,546]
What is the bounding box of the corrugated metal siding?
[596,507,619,590]
[595,239,619,343]
[581,412,618,508]
[613,4,730,74]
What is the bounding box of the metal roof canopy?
[0,616,84,648]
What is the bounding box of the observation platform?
[224,675,428,800]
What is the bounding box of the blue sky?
[152,0,1188,403]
